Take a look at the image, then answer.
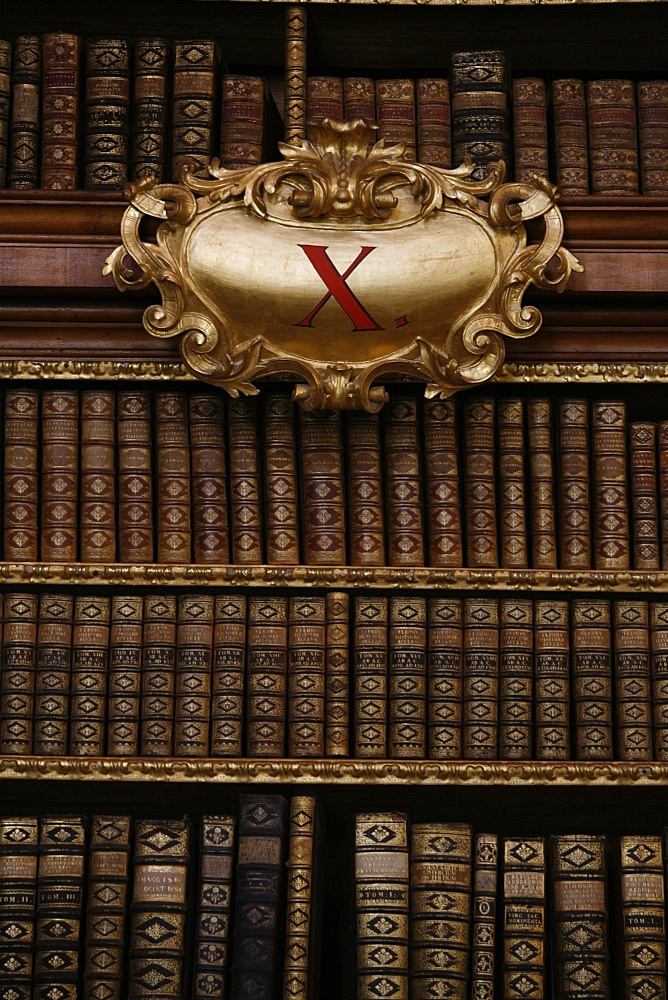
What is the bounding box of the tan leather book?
[171,39,219,181]
[211,593,246,757]
[69,595,110,757]
[629,422,660,570]
[571,598,613,760]
[376,79,416,160]
[325,591,349,757]
[470,833,498,1000]
[263,392,300,565]
[192,815,236,1000]
[534,600,570,760]
[83,816,132,1000]
[221,74,281,168]
[174,593,213,757]
[189,393,230,564]
[33,593,73,757]
[84,37,130,190]
[592,400,630,570]
[503,837,546,1000]
[424,399,462,568]
[463,397,498,568]
[3,388,39,561]
[282,795,319,1000]
[306,76,343,139]
[354,596,388,759]
[107,595,143,757]
[383,396,424,566]
[140,594,176,757]
[427,597,462,759]
[284,6,307,145]
[417,78,451,168]
[8,36,40,189]
[587,78,639,194]
[246,596,288,757]
[343,77,375,123]
[0,816,39,1000]
[551,79,589,195]
[0,39,11,187]
[559,399,591,569]
[389,596,426,759]
[288,595,326,758]
[41,33,81,189]
[613,600,652,761]
[80,389,116,563]
[41,389,79,563]
[117,391,154,564]
[299,410,346,565]
[0,593,38,755]
[512,78,549,182]
[155,391,192,564]
[228,397,263,565]
[638,80,668,195]
[499,598,533,760]
[463,597,499,759]
[498,397,529,569]
[131,38,169,184]
[527,398,557,569]
[346,411,385,566]
[621,834,666,1000]
[650,602,668,761]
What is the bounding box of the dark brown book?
[614,600,652,761]
[41,32,81,189]
[376,79,416,159]
[660,423,668,570]
[427,597,463,759]
[284,5,307,145]
[141,594,176,757]
[4,388,39,561]
[117,390,154,564]
[620,834,666,1000]
[629,422,660,570]
[470,833,498,1000]
[80,389,117,563]
[383,396,425,566]
[8,35,41,189]
[131,38,169,184]
[503,837,546,1000]
[220,74,280,168]
[559,399,591,569]
[527,398,558,569]
[189,393,230,564]
[155,391,192,564]
[41,389,79,562]
[288,595,326,758]
[246,596,288,757]
[306,76,343,139]
[571,599,613,760]
[534,600,570,760]
[0,39,10,187]
[299,410,346,565]
[498,397,529,569]
[83,815,132,1000]
[638,80,668,196]
[174,593,213,757]
[592,400,630,570]
[0,593,38,755]
[463,597,499,759]
[651,602,668,761]
[171,39,219,181]
[424,399,463,568]
[450,49,509,181]
[499,598,533,760]
[107,595,143,756]
[512,78,549,182]
[282,795,319,1000]
[211,593,246,757]
[551,79,590,195]
[325,591,349,757]
[84,37,130,189]
[416,78,451,168]
[389,596,426,759]
[69,595,110,757]
[346,411,385,566]
[354,596,388,758]
[463,397,498,568]
[263,392,300,565]
[587,79,639,195]
[343,77,375,123]
[0,816,38,1000]
[228,397,264,564]
[33,593,73,756]
[129,818,191,1000]
[192,815,236,1000]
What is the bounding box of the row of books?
[2,387,665,571]
[0,795,318,1000]
[5,589,668,763]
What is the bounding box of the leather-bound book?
[325,591,349,757]
[129,818,191,1000]
[306,76,343,139]
[83,816,132,1000]
[587,79,639,194]
[41,33,81,189]
[288,595,326,758]
[450,49,509,181]
[230,794,288,1000]
[284,5,306,144]
[503,837,546,1000]
[0,39,10,186]
[551,79,589,195]
[80,389,116,563]
[343,77,376,122]
[527,398,557,569]
[592,400,630,570]
[512,78,549,182]
[383,396,424,566]
[470,833,498,1000]
[4,388,39,561]
[228,397,263,564]
[389,596,426,759]
[354,596,388,758]
[410,822,472,1000]
[463,597,499,759]
[41,389,79,562]
[263,392,300,565]
[427,597,462,759]
[192,815,236,1000]
[650,602,668,761]
[499,598,533,760]
[424,399,462,568]
[282,795,319,1000]
[189,393,230,564]
[141,594,176,757]
[220,74,282,168]
[660,423,668,569]
[355,812,409,1000]
[638,81,668,196]
[69,595,110,756]
[107,595,143,756]
[174,593,213,757]
[117,390,154,564]
[33,593,73,756]
[34,816,87,1000]
[417,78,451,168]
[376,79,416,159]
[0,593,38,755]
[0,816,38,1000]
[559,399,591,569]
[620,834,666,1000]
[8,36,40,189]
[534,600,570,760]
[299,410,346,565]
[571,599,613,760]
[84,37,130,189]
[498,397,528,568]
[613,600,652,761]
[246,596,288,757]
[346,411,385,566]
[463,397,498,567]
[171,39,219,181]
[131,38,169,184]
[155,391,192,564]
[211,593,246,757]
[629,422,660,570]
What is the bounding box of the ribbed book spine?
[559,399,591,569]
[389,596,426,759]
[534,600,570,760]
[141,594,176,757]
[220,74,266,169]
[427,597,462,759]
[192,815,236,1000]
[83,815,132,1000]
[499,598,533,760]
[41,32,80,189]
[299,410,347,565]
[463,597,499,760]
[246,596,288,757]
[417,78,451,168]
[155,391,192,564]
[354,596,388,758]
[376,79,416,159]
[263,392,300,565]
[592,400,630,570]
[0,592,37,755]
[41,389,79,562]
[129,818,191,1000]
[34,815,87,1000]
[513,78,549,182]
[189,393,230,564]
[174,593,213,757]
[498,397,528,568]
[613,600,652,761]
[4,388,39,561]
[228,397,263,565]
[288,595,326,757]
[503,837,546,1000]
[572,599,613,761]
[171,39,218,180]
[650,602,668,760]
[117,390,154,564]
[131,38,169,184]
[0,40,9,185]
[660,423,668,570]
[384,396,424,567]
[470,833,498,1000]
[630,422,660,570]
[638,80,668,196]
[620,834,666,1000]
[325,591,349,757]
[451,49,509,181]
[587,78,639,195]
[107,594,143,756]
[33,593,73,756]
[464,397,498,567]
[356,812,409,1000]
[343,77,375,122]
[282,795,317,1000]
[80,389,116,563]
[0,816,38,1000]
[284,6,307,144]
[551,79,589,195]
[8,36,40,189]
[527,397,558,569]
[346,411,385,566]
[211,593,246,757]
[69,595,110,756]
[410,822,472,1000]
[306,76,344,139]
[84,37,130,189]
[424,399,462,568]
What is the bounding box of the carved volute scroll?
[104,119,583,412]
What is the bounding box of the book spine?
[660,423,668,570]
[355,812,409,1000]
[306,76,343,138]
[629,422,660,570]
[288,595,326,757]
[189,393,230,564]
[534,599,571,760]
[299,410,347,565]
[41,33,80,189]
[8,35,41,189]
[638,80,668,196]
[0,816,38,1000]
[410,822,472,1000]
[84,37,130,190]
[498,397,529,568]
[131,38,169,184]
[284,5,307,144]
[463,597,499,760]
[527,397,558,569]
[650,602,668,760]
[470,833,498,1000]
[427,597,463,759]
[551,79,589,195]
[0,592,37,754]
[559,399,591,569]
[376,79,416,160]
[174,593,213,757]
[389,596,426,759]
[416,78,451,168]
[155,391,192,564]
[41,389,79,562]
[346,411,386,566]
[228,397,264,565]
[282,795,317,1000]
[263,392,300,565]
[220,74,266,169]
[0,40,8,186]
[246,596,288,757]
[211,593,246,757]
[141,594,177,757]
[383,396,425,567]
[231,794,288,1000]
[171,39,218,181]
[325,591,349,757]
[80,389,117,563]
[614,600,652,761]
[117,390,154,564]
[83,815,132,1000]
[354,596,388,758]
[34,815,87,1000]
[587,78,639,195]
[592,400,630,570]
[4,388,39,561]
[107,594,143,756]
[343,77,376,122]
[499,597,533,760]
[512,77,549,182]
[503,837,546,1000]
[423,399,462,568]
[620,834,666,1000]
[450,49,509,181]
[69,595,110,756]
[572,599,613,760]
[33,593,73,756]
[129,818,191,1000]
[464,397,498,567]
[192,815,236,1000]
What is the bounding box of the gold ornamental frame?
[104,119,582,412]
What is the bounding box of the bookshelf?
[1,1,668,998]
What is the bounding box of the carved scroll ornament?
[104,119,582,412]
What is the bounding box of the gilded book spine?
[288,595,326,758]
[424,399,462,568]
[107,595,143,756]
[498,397,528,569]
[174,593,213,757]
[463,597,499,760]
[325,591,349,757]
[211,593,246,757]
[263,392,300,565]
[155,392,192,564]
[629,422,660,570]
[141,594,176,757]
[220,74,268,169]
[299,410,346,565]
[41,33,80,189]
[512,78,549,182]
[84,815,132,1000]
[4,388,39,561]
[620,834,666,1000]
[8,36,40,189]
[527,397,558,569]
[559,399,591,569]
[228,397,263,565]
[33,593,73,756]
[376,79,416,160]
[192,815,236,1000]
[587,79,639,195]
[171,39,218,181]
[384,397,424,567]
[613,600,652,761]
[189,393,230,564]
[503,837,546,1000]
[346,411,385,566]
[306,76,343,138]
[69,595,110,756]
[282,795,318,1000]
[416,78,451,168]
[389,596,426,759]
[0,816,38,1000]
[80,389,116,563]
[284,5,307,144]
[117,390,154,564]
[551,79,589,195]
[131,38,169,184]
[450,49,509,181]
[0,592,37,755]
[592,400,630,570]
[84,37,130,190]
[0,40,10,187]
[354,596,388,758]
[572,599,613,761]
[534,600,570,760]
[246,596,288,757]
[499,598,533,760]
[660,423,668,569]
[427,597,462,759]
[41,389,79,562]
[470,833,498,1000]
[651,603,668,760]
[464,397,498,568]
[638,80,668,196]
[343,77,376,122]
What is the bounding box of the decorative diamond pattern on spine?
[383,396,424,567]
[3,387,39,561]
[83,815,131,1000]
[174,593,213,757]
[347,411,386,566]
[83,37,130,190]
[140,595,176,757]
[499,598,533,760]
[117,391,154,563]
[389,596,426,759]
[571,599,613,760]
[192,815,236,1000]
[1,593,37,755]
[8,36,40,189]
[34,593,73,756]
[288,595,326,758]
[354,596,388,759]
[0,816,38,1000]
[613,600,652,761]
[325,591,350,757]
[424,399,462,568]
[427,597,462,759]
[463,597,499,760]
[246,596,288,758]
[189,393,230,564]
[503,837,546,1000]
[107,595,143,756]
[69,595,110,756]
[263,392,300,565]
[211,593,246,757]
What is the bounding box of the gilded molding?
[497,362,668,383]
[0,360,191,380]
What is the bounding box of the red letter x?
[295,245,383,332]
